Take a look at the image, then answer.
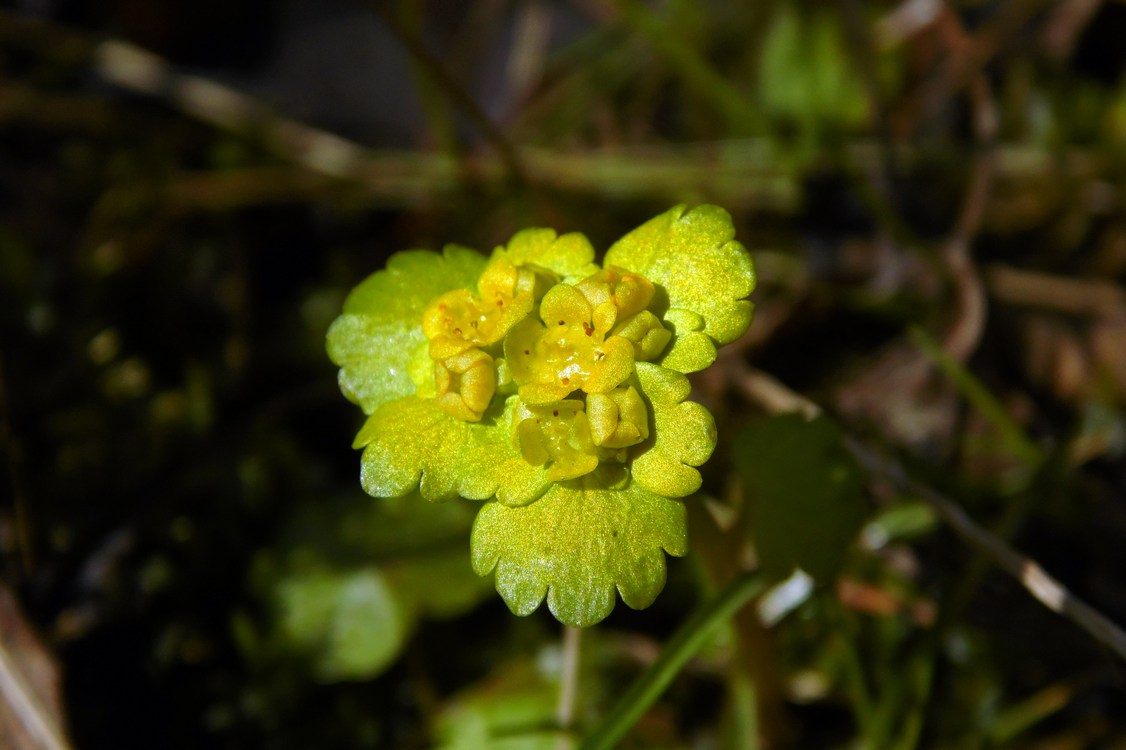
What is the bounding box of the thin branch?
[934,10,998,363]
[846,441,1126,662]
[0,9,1116,213]
[986,265,1126,320]
[1042,0,1104,61]
[613,0,767,136]
[373,5,529,184]
[738,365,1126,664]
[506,0,552,109]
[838,0,898,199]
[875,0,942,47]
[925,0,1054,124]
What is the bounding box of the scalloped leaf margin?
[604,204,756,373]
[471,481,687,627]
[327,245,486,415]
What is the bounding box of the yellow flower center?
[422,258,557,360]
[504,283,636,405]
[422,258,673,478]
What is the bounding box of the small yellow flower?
[327,205,756,626]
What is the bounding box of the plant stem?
[687,500,789,747]
[580,571,764,750]
[557,625,583,750]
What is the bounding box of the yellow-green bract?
[327,204,755,627]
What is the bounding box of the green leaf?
[580,572,765,750]
[276,567,408,681]
[327,245,487,414]
[342,245,487,324]
[630,362,717,498]
[471,480,687,627]
[861,501,938,548]
[490,227,599,282]
[435,659,562,750]
[259,495,492,681]
[758,8,869,133]
[355,395,550,505]
[272,549,492,682]
[326,316,432,415]
[733,413,868,583]
[604,205,755,373]
[655,308,714,373]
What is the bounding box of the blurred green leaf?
[252,495,493,681]
[434,659,561,750]
[733,413,868,582]
[989,681,1074,745]
[581,571,764,750]
[860,501,938,549]
[276,567,407,681]
[758,7,868,141]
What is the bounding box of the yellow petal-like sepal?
[587,386,649,448]
[514,399,601,481]
[435,347,496,422]
[612,310,673,361]
[575,266,656,326]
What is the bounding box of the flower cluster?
[327,205,755,626]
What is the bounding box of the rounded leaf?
[328,245,488,414]
[490,228,599,282]
[276,568,408,682]
[629,363,717,498]
[471,481,687,627]
[604,205,755,371]
[355,395,551,505]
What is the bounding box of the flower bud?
[587,386,650,448]
[435,347,496,421]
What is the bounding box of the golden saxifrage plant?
[327,205,755,627]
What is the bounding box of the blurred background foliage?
[1,0,1126,747]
